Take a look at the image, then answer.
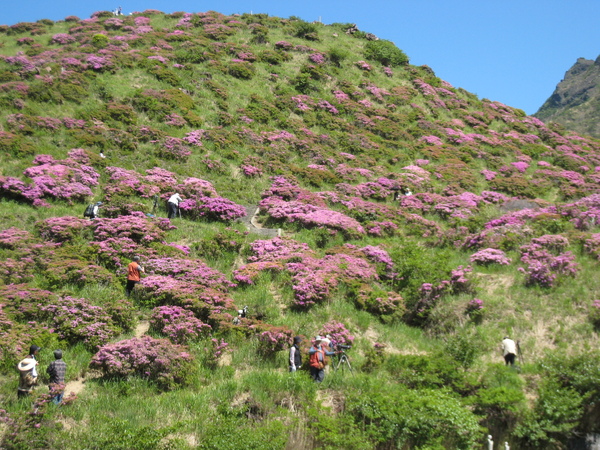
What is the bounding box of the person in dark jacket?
[47,349,67,404]
[289,336,303,372]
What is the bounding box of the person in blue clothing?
[308,336,336,383]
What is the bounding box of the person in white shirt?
[501,336,517,366]
[167,193,183,219]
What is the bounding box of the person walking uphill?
[289,336,303,372]
[502,336,517,366]
[309,336,336,383]
[167,193,183,219]
[125,256,145,297]
[47,349,67,404]
[17,345,40,399]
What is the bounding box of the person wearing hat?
[47,349,67,404]
[308,336,336,383]
[289,336,303,372]
[17,345,40,398]
[167,193,183,219]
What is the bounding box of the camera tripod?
[333,350,353,373]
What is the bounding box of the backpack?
[83,203,95,218]
[309,350,325,369]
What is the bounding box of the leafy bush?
[90,336,196,390]
[228,60,255,79]
[345,384,481,449]
[364,40,409,66]
[294,22,319,41]
[149,305,212,344]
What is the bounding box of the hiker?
[289,336,303,372]
[17,345,40,398]
[308,336,336,383]
[167,193,183,219]
[501,336,517,366]
[125,256,145,297]
[83,201,102,220]
[46,350,67,404]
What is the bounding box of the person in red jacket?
[308,336,336,383]
[125,256,145,297]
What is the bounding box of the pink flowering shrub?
[319,321,354,347]
[179,196,246,222]
[0,153,100,205]
[90,336,195,390]
[584,234,600,260]
[259,197,365,238]
[150,305,212,344]
[256,325,294,357]
[157,137,191,161]
[92,212,174,244]
[519,241,578,287]
[0,227,34,249]
[470,248,512,266]
[143,257,234,289]
[38,296,119,349]
[465,298,484,321]
[36,216,91,242]
[136,276,235,323]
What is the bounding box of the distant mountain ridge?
[534,55,600,138]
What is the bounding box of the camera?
[337,344,351,350]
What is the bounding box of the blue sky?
[2,0,599,115]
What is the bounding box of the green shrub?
[0,132,34,156]
[364,40,409,66]
[244,95,281,123]
[148,65,181,86]
[514,379,584,448]
[444,331,481,369]
[250,24,269,44]
[259,49,290,65]
[56,82,88,103]
[92,33,109,49]
[327,47,349,67]
[106,102,138,125]
[346,384,481,449]
[228,60,255,79]
[294,22,319,41]
[384,353,468,392]
[489,175,540,198]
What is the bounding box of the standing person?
[308,336,336,383]
[289,336,303,372]
[125,256,145,297]
[502,336,517,366]
[17,345,40,399]
[167,193,183,219]
[46,350,67,404]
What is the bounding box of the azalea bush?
[90,336,195,390]
[149,305,212,344]
[470,248,512,266]
[256,325,294,357]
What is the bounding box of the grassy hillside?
[1,10,600,449]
